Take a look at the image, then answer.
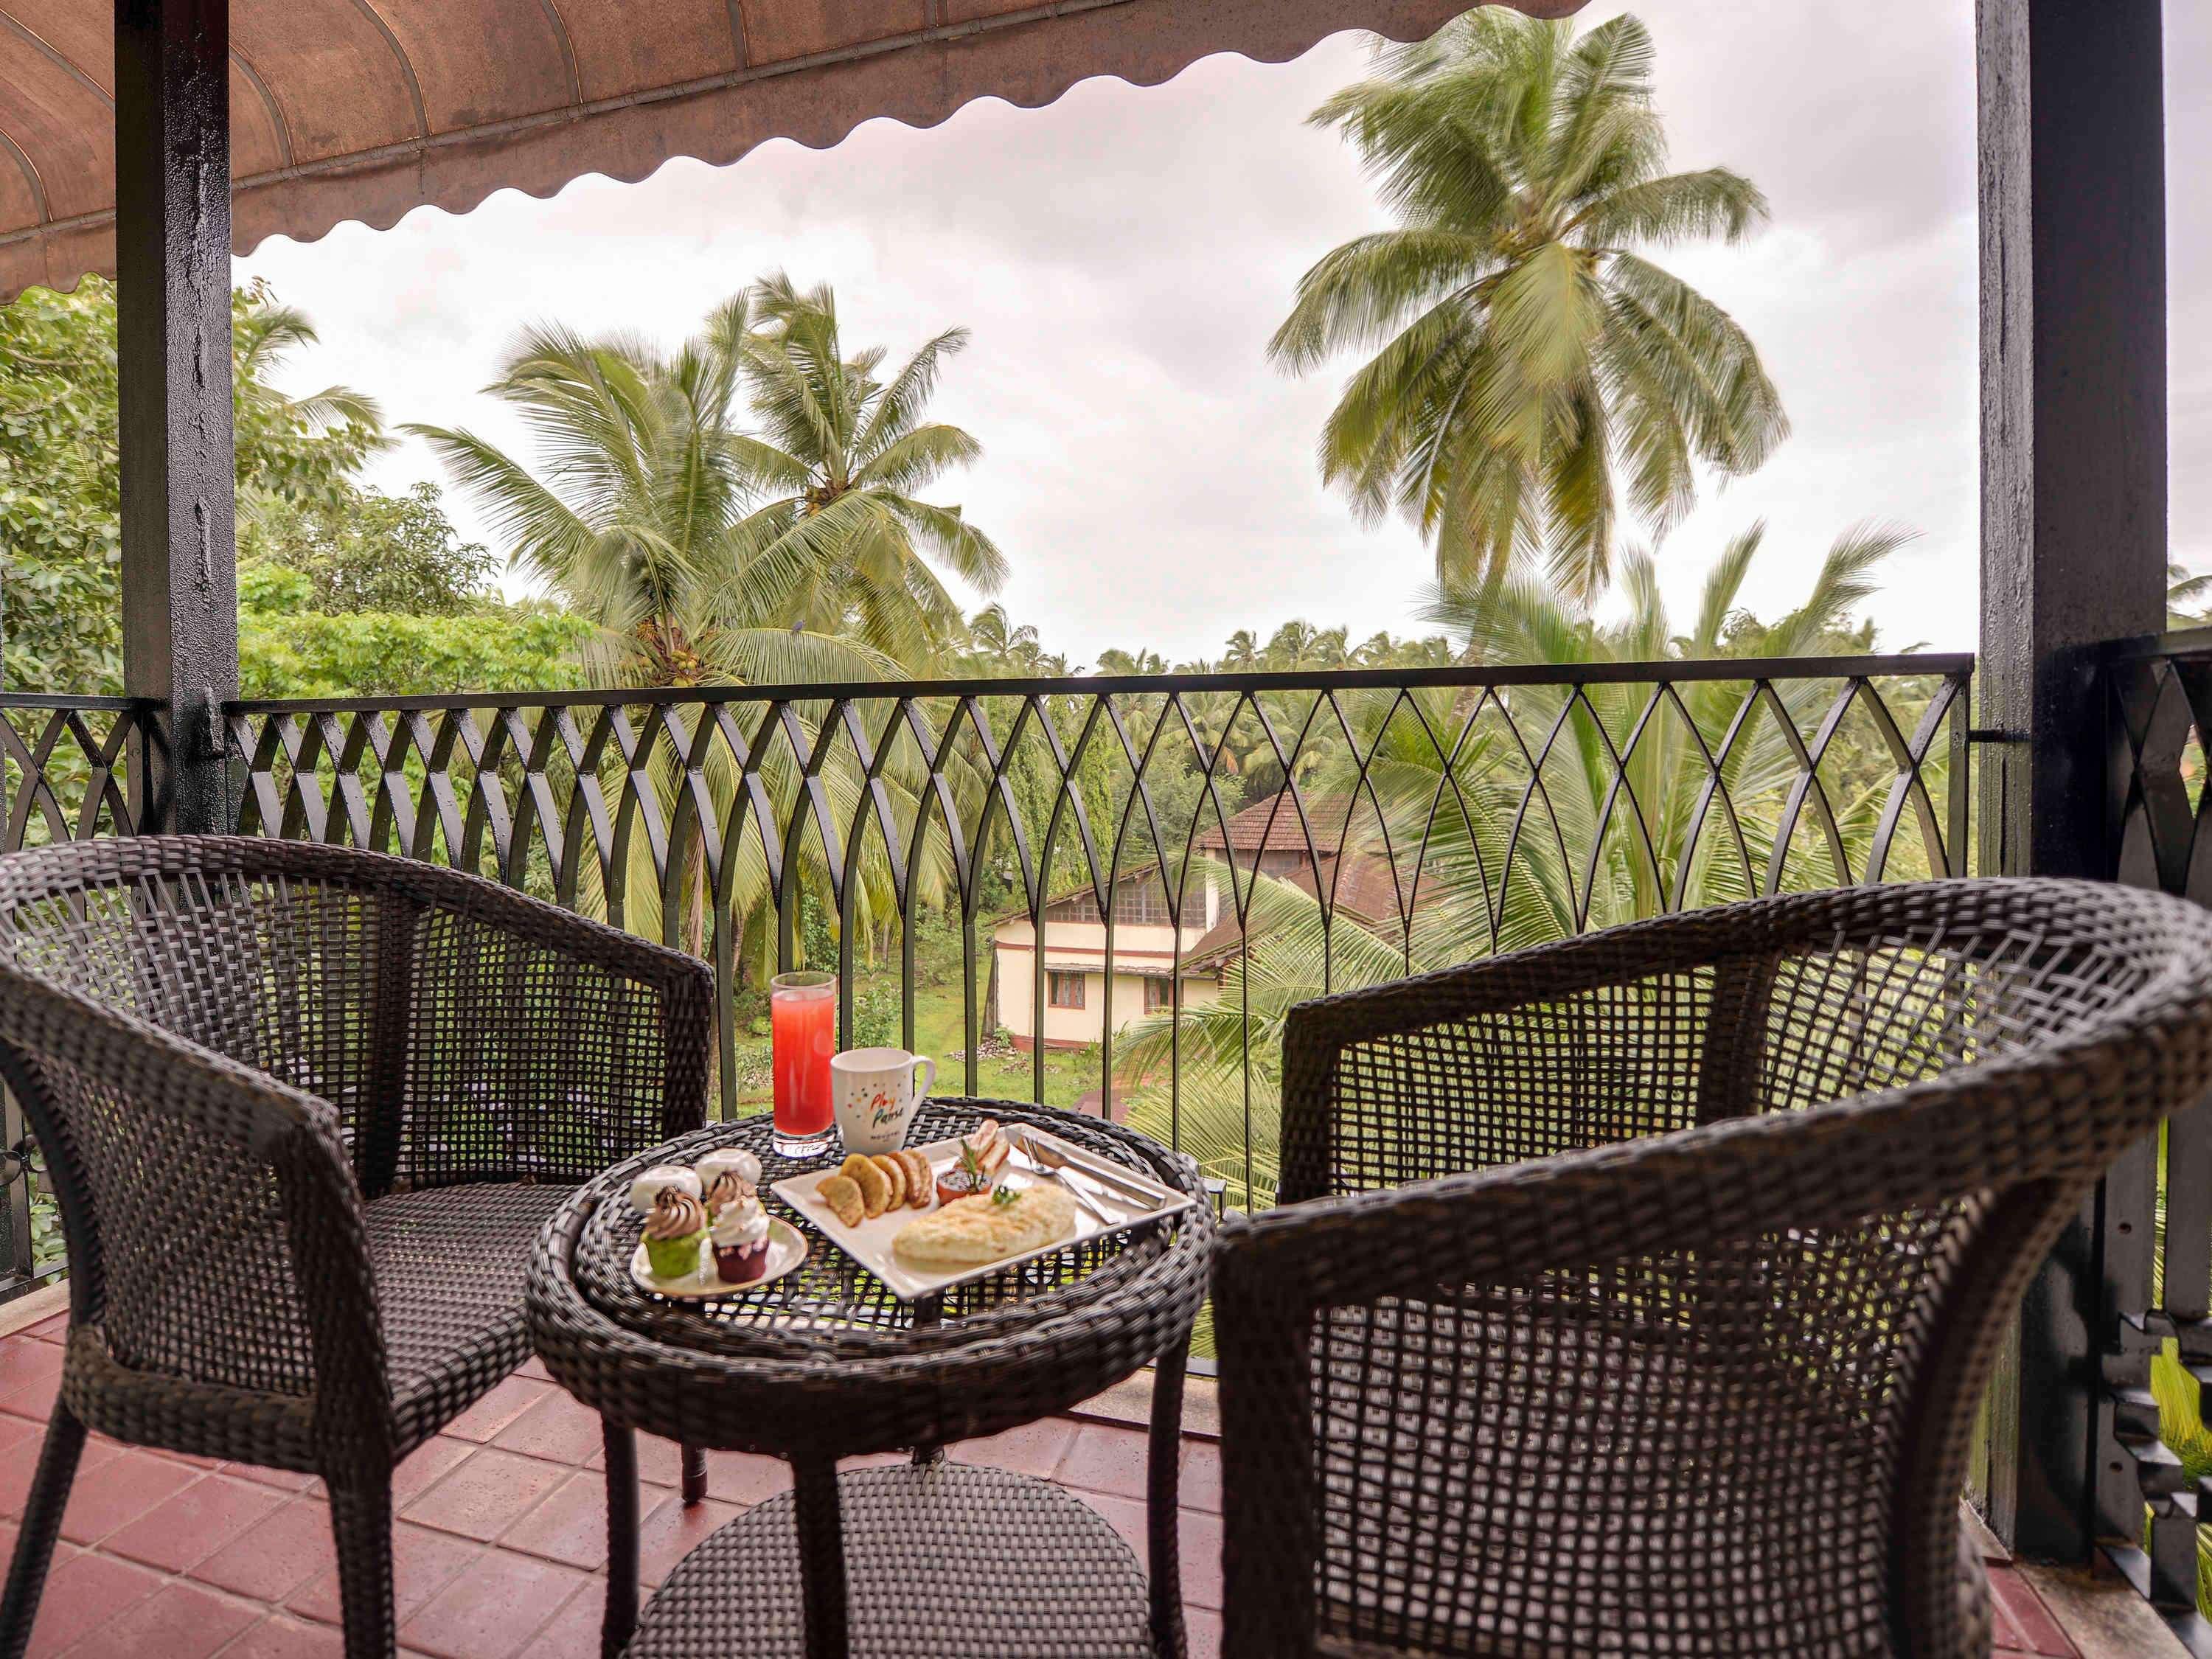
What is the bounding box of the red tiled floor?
[490,1391,605,1469]
[1180,1438,1221,1514]
[442,1377,551,1445]
[1055,1422,1151,1500]
[0,1322,2110,1658]
[102,1472,285,1572]
[285,1521,484,1627]
[391,1436,479,1506]
[397,1548,591,1659]
[496,1472,609,1571]
[193,1495,340,1602]
[951,1416,1080,1478]
[635,1492,742,1589]
[222,1614,347,1659]
[516,1582,603,1659]
[63,1579,260,1659]
[1989,1562,2081,1657]
[402,1448,569,1542]
[58,1447,200,1544]
[24,1546,164,1656]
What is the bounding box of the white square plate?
[769,1125,1194,1301]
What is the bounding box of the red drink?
[770,971,836,1157]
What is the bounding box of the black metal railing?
[2103,628,2212,1649]
[0,695,166,1303]
[222,655,1972,1223]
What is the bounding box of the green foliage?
[1274,11,1787,601]
[244,480,495,616]
[0,275,412,695]
[237,563,589,699]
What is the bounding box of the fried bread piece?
[814,1175,865,1227]
[841,1152,892,1217]
[872,1153,907,1208]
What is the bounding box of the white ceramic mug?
[830,1047,936,1155]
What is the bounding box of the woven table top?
[533,1097,1203,1371]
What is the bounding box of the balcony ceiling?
[0,0,1581,303]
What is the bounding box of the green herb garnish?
[992,1183,1020,1208]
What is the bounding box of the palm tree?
[725,274,1007,669]
[408,300,882,689]
[1124,522,1924,1208]
[1270,11,1788,602]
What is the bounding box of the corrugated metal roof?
[0,0,1579,301]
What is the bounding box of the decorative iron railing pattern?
[223,655,1971,1227]
[0,695,167,1303]
[2103,629,2212,1649]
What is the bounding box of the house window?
[1143,977,1172,1015]
[1048,971,1086,1009]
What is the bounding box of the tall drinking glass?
[769,970,836,1159]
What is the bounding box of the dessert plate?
[769,1127,1194,1302]
[629,1216,809,1300]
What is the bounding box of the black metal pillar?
[115,0,237,835]
[1975,0,2166,1561]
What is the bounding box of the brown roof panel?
[0,0,1580,301]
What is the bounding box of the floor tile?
[498,1471,609,1571]
[0,1367,60,1422]
[398,1549,591,1659]
[637,1492,742,1587]
[285,1521,484,1627]
[490,1391,605,1468]
[403,1447,570,1542]
[191,1495,338,1602]
[518,1582,603,1659]
[1180,1439,1221,1514]
[103,1472,286,1572]
[0,1337,63,1399]
[442,1377,551,1445]
[391,1436,479,1506]
[1055,1422,1152,1500]
[58,1448,200,1543]
[702,1449,790,1505]
[219,1613,347,1659]
[218,1462,319,1495]
[1186,1606,1222,1659]
[950,1418,1080,1478]
[63,1579,259,1659]
[1987,1565,2079,1657]
[23,1547,163,1656]
[515,1357,552,1383]
[1073,1488,1150,1560]
[1176,1507,1224,1612]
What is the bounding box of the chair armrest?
[1279,908,1781,1202]
[366,860,715,1191]
[0,969,392,1465]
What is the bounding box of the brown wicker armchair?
[0,836,713,1659]
[1213,878,2212,1659]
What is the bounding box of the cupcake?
[712,1191,772,1284]
[629,1164,701,1215]
[695,1147,762,1189]
[701,1170,754,1221]
[642,1189,709,1280]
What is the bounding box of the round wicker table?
[525,1097,1213,1659]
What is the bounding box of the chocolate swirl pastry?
[645,1188,708,1239]
[702,1172,754,1217]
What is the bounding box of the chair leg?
[602,1422,641,1659]
[0,1403,87,1659]
[1147,1338,1191,1659]
[680,1442,707,1506]
[327,1477,396,1659]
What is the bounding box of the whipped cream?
[712,1195,768,1249]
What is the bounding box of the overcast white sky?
[235,1,2210,667]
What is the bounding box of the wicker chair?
[1211,877,2212,1659]
[0,836,713,1659]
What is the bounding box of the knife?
[1011,1128,1169,1211]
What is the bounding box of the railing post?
[1974,0,2166,1562]
[115,0,238,835]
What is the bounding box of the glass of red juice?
[769,970,837,1159]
